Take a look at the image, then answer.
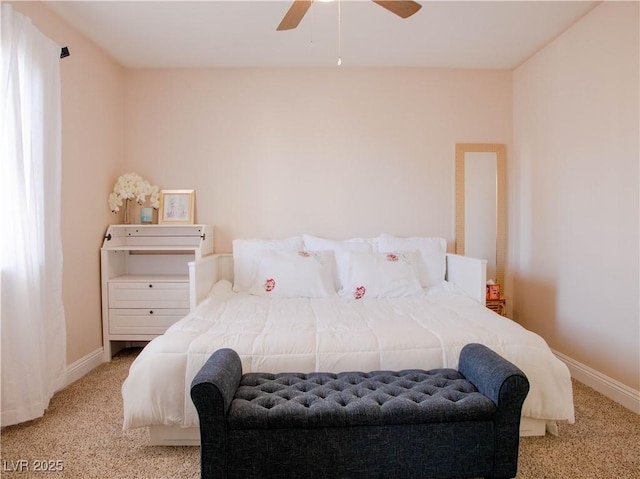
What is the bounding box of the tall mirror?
[455,143,506,289]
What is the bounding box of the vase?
[140,207,153,224]
[122,199,130,224]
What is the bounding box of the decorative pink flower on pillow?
[264,278,276,292]
[386,253,399,262]
[354,286,366,300]
[298,251,311,257]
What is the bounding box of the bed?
[121,234,575,445]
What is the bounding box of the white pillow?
[248,250,336,298]
[303,234,375,290]
[339,251,423,299]
[232,237,304,292]
[377,234,447,288]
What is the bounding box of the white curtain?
[0,4,67,427]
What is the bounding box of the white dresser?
[100,224,213,361]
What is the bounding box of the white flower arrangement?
[108,172,160,213]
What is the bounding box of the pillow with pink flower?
[248,250,336,298]
[339,251,424,299]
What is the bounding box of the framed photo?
[158,189,195,224]
[486,283,501,301]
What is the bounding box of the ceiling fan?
[277,0,422,31]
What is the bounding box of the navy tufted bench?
[190,343,529,479]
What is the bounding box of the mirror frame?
[455,143,506,289]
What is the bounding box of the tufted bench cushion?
[191,343,530,479]
[229,369,496,429]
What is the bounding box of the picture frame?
[158,189,195,224]
[486,283,501,301]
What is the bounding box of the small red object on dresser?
[487,284,501,300]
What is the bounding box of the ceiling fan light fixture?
[277,0,422,31]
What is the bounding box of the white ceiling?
[46,0,599,69]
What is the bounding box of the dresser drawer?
[108,282,189,308]
[109,308,188,335]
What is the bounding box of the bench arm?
[190,348,242,479]
[459,343,529,406]
[191,348,242,415]
[459,343,530,479]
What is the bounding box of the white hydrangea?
[108,173,160,213]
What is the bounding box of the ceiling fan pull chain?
[310,0,315,47]
[337,0,342,66]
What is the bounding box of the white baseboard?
[554,350,640,414]
[64,347,104,387]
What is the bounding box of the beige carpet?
[1,348,639,478]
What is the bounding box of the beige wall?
[9,2,125,365]
[512,1,639,389]
[123,68,512,252]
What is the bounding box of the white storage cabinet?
[100,224,213,361]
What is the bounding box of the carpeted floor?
[1,348,639,478]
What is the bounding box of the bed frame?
[147,253,546,446]
[188,253,488,311]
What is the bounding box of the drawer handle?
[148,284,153,288]
[149,310,154,315]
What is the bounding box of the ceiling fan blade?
[371,1,422,19]
[277,0,314,31]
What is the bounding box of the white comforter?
[122,280,575,430]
